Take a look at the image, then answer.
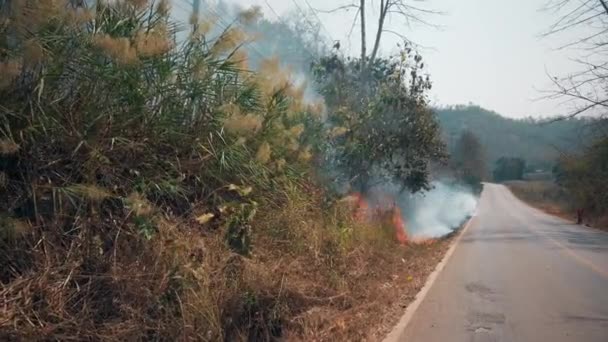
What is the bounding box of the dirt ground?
[365,239,452,341]
[292,237,454,341]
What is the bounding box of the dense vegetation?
[493,157,526,182]
[450,130,486,192]
[554,133,608,226]
[313,52,446,193]
[0,1,450,340]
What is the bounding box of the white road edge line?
[383,215,477,342]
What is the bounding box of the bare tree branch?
[315,4,359,14]
[543,0,608,118]
[322,0,439,75]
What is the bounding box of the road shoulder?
[382,216,477,341]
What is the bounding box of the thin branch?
[600,0,608,14]
[315,4,359,13]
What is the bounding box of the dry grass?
[0,179,453,341]
[506,180,607,230]
[506,180,572,217]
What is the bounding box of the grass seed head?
[211,28,247,56]
[256,142,272,164]
[330,127,349,138]
[156,0,170,16]
[23,38,44,66]
[223,114,263,137]
[93,34,138,65]
[135,26,172,57]
[237,6,262,25]
[0,61,22,89]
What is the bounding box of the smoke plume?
[399,181,477,238]
[369,180,478,239]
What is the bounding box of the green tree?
[555,137,608,218]
[493,157,526,182]
[313,50,446,193]
[452,130,486,191]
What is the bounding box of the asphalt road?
[393,183,608,342]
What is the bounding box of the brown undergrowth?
[506,181,608,231]
[0,179,451,341]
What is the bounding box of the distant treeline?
[436,105,596,172]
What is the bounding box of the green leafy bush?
[312,50,446,193]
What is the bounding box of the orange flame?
[391,206,409,244]
[351,192,409,245]
[353,192,369,221]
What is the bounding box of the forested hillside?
[436,105,593,171]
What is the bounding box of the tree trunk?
[359,0,367,71]
[369,0,389,67]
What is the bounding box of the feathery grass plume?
[23,38,44,66]
[220,103,241,116]
[221,103,263,136]
[255,57,292,97]
[275,158,287,171]
[134,26,172,57]
[190,18,214,41]
[298,147,312,162]
[127,192,154,217]
[259,56,281,76]
[227,49,249,70]
[224,114,263,136]
[287,141,300,152]
[0,217,31,240]
[256,142,271,164]
[127,0,149,9]
[288,124,305,139]
[0,139,19,154]
[189,11,199,26]
[237,6,262,25]
[66,184,111,202]
[12,0,63,33]
[63,7,94,25]
[93,34,138,65]
[211,27,247,56]
[155,0,170,16]
[0,60,22,89]
[0,171,6,189]
[192,61,208,80]
[330,126,349,138]
[308,100,326,118]
[286,82,307,113]
[286,81,306,101]
[235,137,247,146]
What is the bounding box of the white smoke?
[397,181,477,238]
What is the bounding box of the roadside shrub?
[0,0,324,339]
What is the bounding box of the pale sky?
[175,0,591,119]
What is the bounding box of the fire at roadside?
[344,181,478,245]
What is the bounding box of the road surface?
[391,183,608,342]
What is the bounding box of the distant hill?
[435,105,592,171]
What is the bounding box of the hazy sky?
[185,0,590,118]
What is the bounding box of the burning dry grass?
[248,186,453,341]
[0,181,452,341]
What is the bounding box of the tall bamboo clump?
[0,0,325,339]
